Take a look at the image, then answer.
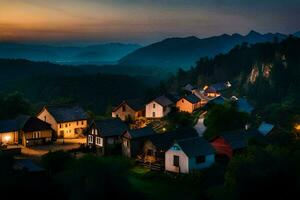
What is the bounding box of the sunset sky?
[0,0,300,44]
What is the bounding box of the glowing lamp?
[4,135,11,142]
[295,124,300,131]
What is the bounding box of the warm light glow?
[4,135,11,142]
[203,85,209,90]
[295,124,300,131]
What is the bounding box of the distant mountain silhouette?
[119,31,287,69]
[0,42,141,65]
[294,31,300,37]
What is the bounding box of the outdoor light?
[295,124,300,131]
[4,135,11,143]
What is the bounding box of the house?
[121,127,156,158]
[145,95,173,118]
[203,86,221,97]
[0,116,53,147]
[17,115,53,147]
[182,84,196,93]
[176,94,202,113]
[87,119,128,155]
[258,122,275,136]
[165,137,215,173]
[234,98,254,114]
[0,120,19,145]
[210,131,248,158]
[112,99,145,121]
[37,105,88,139]
[140,128,199,166]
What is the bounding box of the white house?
[165,137,215,174]
[145,95,173,118]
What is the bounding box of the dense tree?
[204,103,250,139]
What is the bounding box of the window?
[152,112,155,118]
[182,99,184,103]
[65,124,68,128]
[95,129,98,135]
[147,149,153,156]
[81,121,84,125]
[124,140,129,147]
[153,103,156,108]
[88,135,93,143]
[91,129,94,135]
[59,124,62,128]
[33,132,40,138]
[77,121,79,125]
[95,137,103,146]
[196,156,205,164]
[44,116,47,122]
[122,105,126,112]
[173,155,179,167]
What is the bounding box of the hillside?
[163,37,300,129]
[0,42,141,65]
[0,59,149,114]
[119,31,287,70]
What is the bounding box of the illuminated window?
[88,135,93,143]
[95,137,103,146]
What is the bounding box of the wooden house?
[165,137,215,173]
[17,115,53,147]
[0,120,19,145]
[37,105,88,139]
[121,127,156,158]
[140,128,199,166]
[176,94,202,113]
[145,95,173,118]
[112,99,145,121]
[87,119,128,155]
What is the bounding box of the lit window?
[95,137,103,146]
[88,135,93,143]
[95,129,98,135]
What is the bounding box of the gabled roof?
[176,137,215,157]
[219,130,248,150]
[181,94,200,104]
[148,128,199,151]
[125,127,156,139]
[44,105,88,123]
[150,95,173,107]
[258,122,274,136]
[209,96,228,105]
[210,83,228,91]
[21,116,52,132]
[94,119,128,137]
[0,119,19,133]
[113,99,145,112]
[183,84,196,92]
[205,86,217,93]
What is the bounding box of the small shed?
[165,137,215,173]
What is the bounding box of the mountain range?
[0,42,141,65]
[119,31,291,69]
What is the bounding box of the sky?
[0,0,300,45]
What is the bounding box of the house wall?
[37,108,88,138]
[22,130,52,147]
[146,101,168,118]
[143,140,158,163]
[0,131,18,144]
[176,99,194,113]
[57,120,87,138]
[122,137,131,157]
[210,137,233,158]
[37,109,58,132]
[112,103,137,121]
[188,154,215,172]
[165,146,189,173]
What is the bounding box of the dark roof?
[45,105,88,123]
[182,94,200,104]
[219,130,248,150]
[127,127,156,139]
[176,137,215,157]
[258,122,274,136]
[205,86,217,93]
[236,98,254,114]
[21,116,52,132]
[0,119,19,133]
[152,95,173,107]
[148,128,199,151]
[94,119,128,137]
[126,99,145,111]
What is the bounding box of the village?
[0,81,277,174]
